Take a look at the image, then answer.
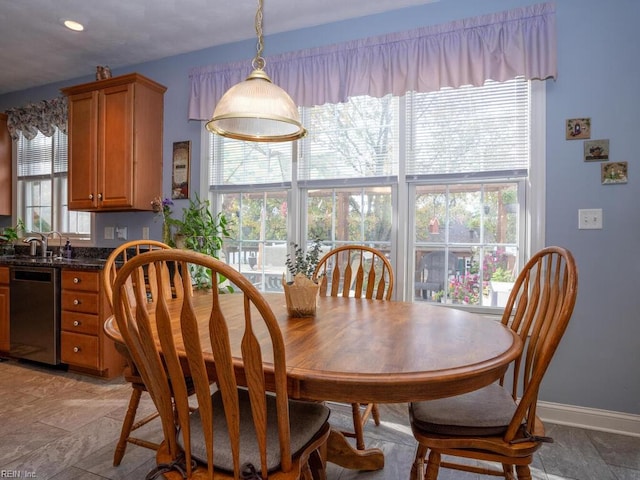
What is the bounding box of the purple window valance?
[189,2,556,120]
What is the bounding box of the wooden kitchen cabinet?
[0,267,9,353]
[61,73,166,211]
[0,113,11,215]
[61,269,125,377]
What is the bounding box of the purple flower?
[151,196,174,221]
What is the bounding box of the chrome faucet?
[38,232,48,257]
[22,233,48,257]
[47,231,65,258]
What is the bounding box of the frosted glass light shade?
[206,69,306,142]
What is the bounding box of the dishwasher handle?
[11,268,56,283]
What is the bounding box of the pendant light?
[206,0,306,142]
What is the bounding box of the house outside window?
[206,77,543,309]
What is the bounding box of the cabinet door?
[67,91,99,210]
[0,287,8,353]
[0,267,9,353]
[98,83,134,209]
[0,113,10,215]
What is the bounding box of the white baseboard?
[538,401,640,438]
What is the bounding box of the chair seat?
[410,383,517,437]
[182,388,330,474]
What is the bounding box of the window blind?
[298,95,399,182]
[210,136,292,187]
[406,77,529,178]
[17,129,67,178]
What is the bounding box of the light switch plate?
[578,208,603,229]
[104,226,115,240]
[142,227,149,239]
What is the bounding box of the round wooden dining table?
[104,292,522,471]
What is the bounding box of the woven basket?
[282,274,319,317]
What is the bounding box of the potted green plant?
[284,239,323,281]
[0,219,25,256]
[168,194,233,290]
[282,239,323,317]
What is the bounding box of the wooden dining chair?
[103,239,189,466]
[312,244,394,450]
[408,246,578,480]
[112,249,331,479]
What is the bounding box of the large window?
[407,78,530,308]
[207,77,541,309]
[16,129,91,238]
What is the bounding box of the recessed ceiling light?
[63,19,84,32]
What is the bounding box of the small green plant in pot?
[0,219,25,256]
[283,239,323,317]
[168,194,233,291]
[285,238,323,282]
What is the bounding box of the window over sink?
[17,128,92,240]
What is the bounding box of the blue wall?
[1,0,639,417]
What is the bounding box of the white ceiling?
[0,0,437,96]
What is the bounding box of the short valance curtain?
[189,2,556,120]
[5,97,67,141]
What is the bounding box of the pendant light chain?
[206,0,306,142]
[252,0,265,71]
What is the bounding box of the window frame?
[203,79,546,307]
[14,128,93,242]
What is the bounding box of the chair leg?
[301,461,312,480]
[350,403,367,450]
[502,464,515,479]
[515,465,532,480]
[308,447,327,480]
[410,444,429,480]
[347,402,382,450]
[368,403,380,426]
[113,387,143,466]
[424,450,441,480]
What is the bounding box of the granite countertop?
[0,246,113,270]
[0,255,107,270]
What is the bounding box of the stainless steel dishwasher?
[10,266,61,365]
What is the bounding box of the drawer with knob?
[61,311,99,335]
[60,268,125,378]
[62,270,99,292]
[61,331,100,370]
[62,290,99,314]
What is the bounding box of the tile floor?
[0,359,638,480]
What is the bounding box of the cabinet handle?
[73,277,81,284]
[73,299,81,305]
[73,320,80,327]
[73,346,80,353]
[98,193,103,200]
[89,194,94,200]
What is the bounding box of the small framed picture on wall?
[172,141,190,199]
[601,161,627,185]
[584,139,609,161]
[566,118,591,140]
